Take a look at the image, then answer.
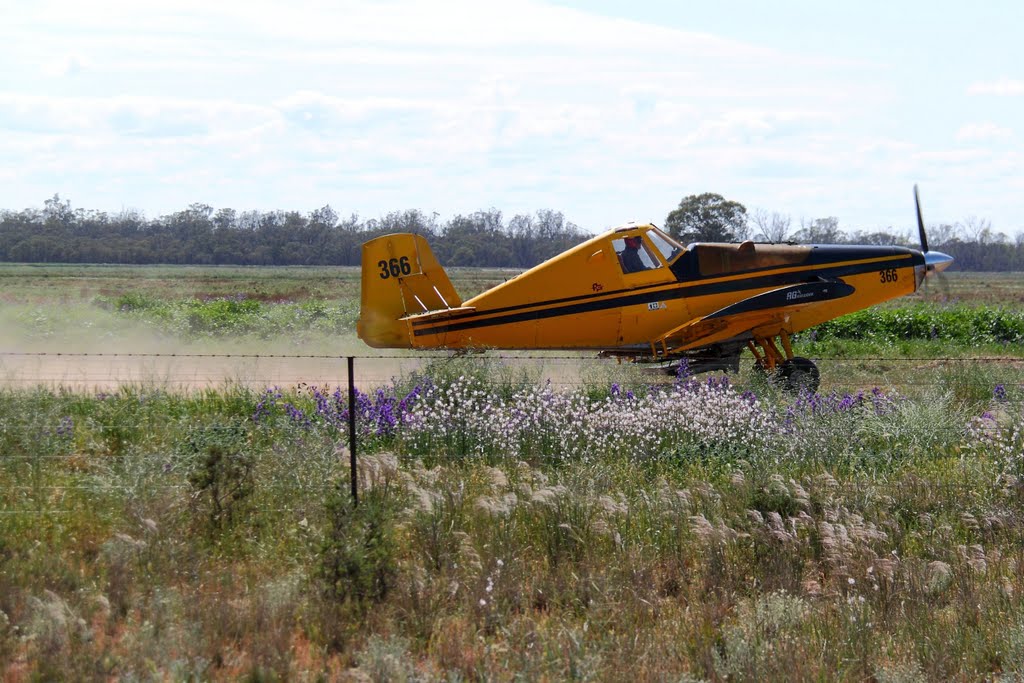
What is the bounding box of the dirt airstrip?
[0,351,612,393]
[0,352,422,392]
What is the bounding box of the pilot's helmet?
[624,236,641,249]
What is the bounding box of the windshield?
[646,227,684,264]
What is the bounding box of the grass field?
[2,265,1024,681]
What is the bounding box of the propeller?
[912,185,954,300]
[914,184,954,277]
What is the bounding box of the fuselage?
[403,224,925,353]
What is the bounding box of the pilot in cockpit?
[619,236,646,273]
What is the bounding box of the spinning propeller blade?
[913,184,954,276]
[914,184,928,254]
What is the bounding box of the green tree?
[42,193,74,228]
[792,217,844,244]
[665,193,748,243]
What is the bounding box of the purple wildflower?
[836,394,857,411]
[285,402,310,427]
[56,416,74,437]
[706,375,731,392]
[398,384,424,419]
[674,360,694,385]
[252,386,280,422]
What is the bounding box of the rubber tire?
[776,357,820,393]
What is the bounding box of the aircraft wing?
[656,279,855,352]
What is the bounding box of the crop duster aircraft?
[357,187,953,391]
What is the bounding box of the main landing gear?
[748,331,820,393]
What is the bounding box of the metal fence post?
[347,355,358,506]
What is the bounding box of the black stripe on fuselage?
[411,251,920,337]
[412,246,918,326]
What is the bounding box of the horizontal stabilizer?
[401,306,476,322]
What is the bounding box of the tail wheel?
[776,357,820,393]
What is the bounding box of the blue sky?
[2,0,1021,237]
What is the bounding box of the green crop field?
[2,264,1024,681]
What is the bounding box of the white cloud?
[0,94,273,137]
[241,0,768,55]
[967,79,1024,96]
[956,122,1013,142]
[41,55,87,78]
[1,0,1019,231]
[272,90,438,131]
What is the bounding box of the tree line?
[0,196,585,269]
[1,193,1021,271]
[666,193,1023,272]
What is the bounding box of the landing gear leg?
[748,332,820,393]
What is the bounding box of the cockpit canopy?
[608,223,816,281]
[611,225,684,274]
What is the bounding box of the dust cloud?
[0,305,627,393]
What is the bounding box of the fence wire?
[1,350,1023,390]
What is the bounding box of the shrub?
[316,484,398,610]
[181,421,254,533]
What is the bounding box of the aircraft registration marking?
[377,256,412,279]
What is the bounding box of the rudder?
[357,233,462,348]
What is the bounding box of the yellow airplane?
[357,187,952,390]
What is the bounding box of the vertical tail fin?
[357,233,462,348]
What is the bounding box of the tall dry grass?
[1,363,1022,680]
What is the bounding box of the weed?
[712,591,811,680]
[181,420,255,534]
[356,634,418,683]
[315,483,399,645]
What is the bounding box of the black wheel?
[776,357,820,393]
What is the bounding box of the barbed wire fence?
[2,349,1023,379]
